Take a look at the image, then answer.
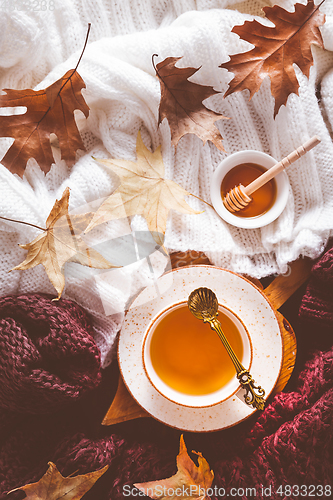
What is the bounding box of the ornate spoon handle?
[209,318,266,411]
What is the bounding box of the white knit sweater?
[0,0,332,366]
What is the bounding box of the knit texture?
[299,244,333,329]
[0,294,102,415]
[0,0,333,367]
[0,247,333,499]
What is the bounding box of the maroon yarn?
[299,246,333,328]
[0,294,101,414]
[2,346,331,500]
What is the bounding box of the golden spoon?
[187,287,265,410]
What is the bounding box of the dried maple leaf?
[220,0,325,117]
[154,55,228,151]
[85,131,201,247]
[134,435,214,500]
[8,461,108,499]
[0,27,91,177]
[11,187,115,300]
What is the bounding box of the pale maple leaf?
[220,0,325,117]
[11,187,115,300]
[85,131,202,247]
[154,55,229,151]
[8,461,108,499]
[134,435,214,500]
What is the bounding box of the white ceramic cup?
[211,150,290,229]
[142,301,251,408]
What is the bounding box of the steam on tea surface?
[150,304,243,396]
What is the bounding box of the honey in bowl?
[149,303,244,396]
[221,163,277,218]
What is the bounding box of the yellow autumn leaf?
[134,435,214,500]
[11,187,116,300]
[8,461,108,499]
[85,131,202,247]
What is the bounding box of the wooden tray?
[102,252,313,426]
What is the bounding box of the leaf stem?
[152,54,160,77]
[189,194,214,210]
[74,23,92,72]
[0,216,45,232]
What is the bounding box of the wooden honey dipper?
[223,136,321,213]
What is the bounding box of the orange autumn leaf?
[154,55,228,151]
[0,27,92,178]
[220,0,325,117]
[8,461,108,499]
[0,69,89,178]
[134,435,214,500]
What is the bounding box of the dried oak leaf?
[11,187,115,300]
[8,461,108,499]
[154,55,228,151]
[134,435,214,500]
[85,131,201,247]
[0,68,89,177]
[220,0,325,117]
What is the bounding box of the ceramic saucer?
[118,265,283,432]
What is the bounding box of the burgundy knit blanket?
[0,249,332,500]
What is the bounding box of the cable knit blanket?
[0,244,332,499]
[0,0,333,367]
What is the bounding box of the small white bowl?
[211,150,290,229]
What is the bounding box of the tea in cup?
[142,301,251,407]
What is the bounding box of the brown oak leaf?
[85,131,202,247]
[220,0,325,117]
[154,55,228,151]
[11,187,115,300]
[134,435,214,500]
[8,461,108,499]
[0,68,89,177]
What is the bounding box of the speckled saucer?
[118,265,283,432]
